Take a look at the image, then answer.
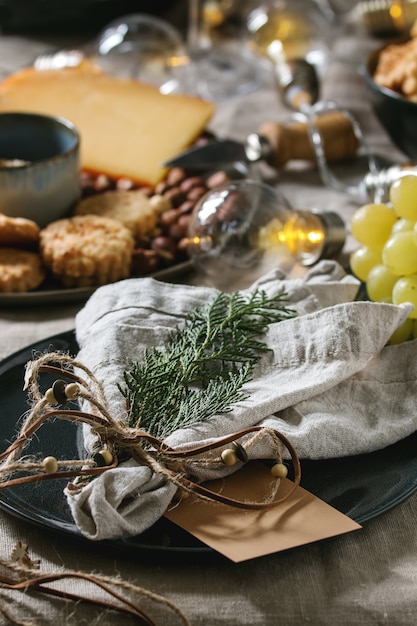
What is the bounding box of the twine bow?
[0,351,301,509]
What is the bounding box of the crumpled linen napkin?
[65,261,417,540]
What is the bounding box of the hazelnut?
[160,208,180,227]
[166,167,187,186]
[131,249,160,275]
[206,170,230,189]
[162,187,186,208]
[187,186,207,202]
[116,177,136,191]
[180,176,205,193]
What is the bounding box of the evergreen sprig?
[120,289,295,440]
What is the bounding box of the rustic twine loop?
[0,352,301,510]
[0,543,191,625]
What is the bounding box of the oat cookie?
[40,215,134,287]
[0,213,40,248]
[73,189,163,241]
[0,248,45,292]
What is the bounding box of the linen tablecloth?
[1,12,416,625]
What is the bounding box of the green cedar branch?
[120,289,295,440]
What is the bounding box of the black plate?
[1,331,417,558]
[0,261,194,307]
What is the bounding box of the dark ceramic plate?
[1,331,417,558]
[0,261,194,307]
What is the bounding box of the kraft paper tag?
[164,461,361,562]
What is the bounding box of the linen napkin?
[65,261,416,540]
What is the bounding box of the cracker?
[73,189,163,241]
[40,215,134,287]
[0,248,45,292]
[0,213,40,248]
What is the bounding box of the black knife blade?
[164,136,270,170]
[164,110,359,173]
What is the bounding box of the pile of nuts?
[80,167,231,277]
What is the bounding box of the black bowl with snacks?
[363,38,417,160]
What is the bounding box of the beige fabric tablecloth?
[1,12,417,626]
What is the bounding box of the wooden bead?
[65,383,80,399]
[52,379,68,404]
[44,388,57,405]
[99,449,113,465]
[93,449,113,467]
[42,456,58,474]
[221,448,238,466]
[178,488,190,501]
[172,488,190,503]
[270,463,288,478]
[232,441,248,463]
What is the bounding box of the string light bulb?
[186,180,345,290]
[350,0,417,36]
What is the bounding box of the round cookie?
[0,248,45,292]
[39,215,134,287]
[73,189,162,241]
[0,213,40,248]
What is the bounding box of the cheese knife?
[164,110,359,171]
[166,56,360,172]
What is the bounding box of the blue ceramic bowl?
[363,42,417,160]
[0,112,80,227]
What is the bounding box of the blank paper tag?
[164,462,361,562]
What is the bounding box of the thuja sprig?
[120,290,295,440]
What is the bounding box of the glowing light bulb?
[247,1,330,73]
[353,0,417,36]
[186,180,345,290]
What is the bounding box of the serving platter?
[1,330,417,559]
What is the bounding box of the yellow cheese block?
[0,67,215,186]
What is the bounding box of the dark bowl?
[363,41,417,159]
[0,112,80,227]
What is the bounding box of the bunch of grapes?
[350,174,417,344]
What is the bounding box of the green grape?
[387,317,413,344]
[392,218,416,234]
[350,246,382,282]
[350,203,397,247]
[366,264,398,301]
[392,274,417,319]
[389,174,417,220]
[382,231,417,275]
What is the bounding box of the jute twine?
[0,350,302,624]
[0,351,301,508]
[0,542,191,625]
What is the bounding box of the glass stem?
[187,0,202,60]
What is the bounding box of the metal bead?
[221,448,238,466]
[270,463,288,478]
[42,456,58,474]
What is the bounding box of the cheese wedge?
[0,66,215,185]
